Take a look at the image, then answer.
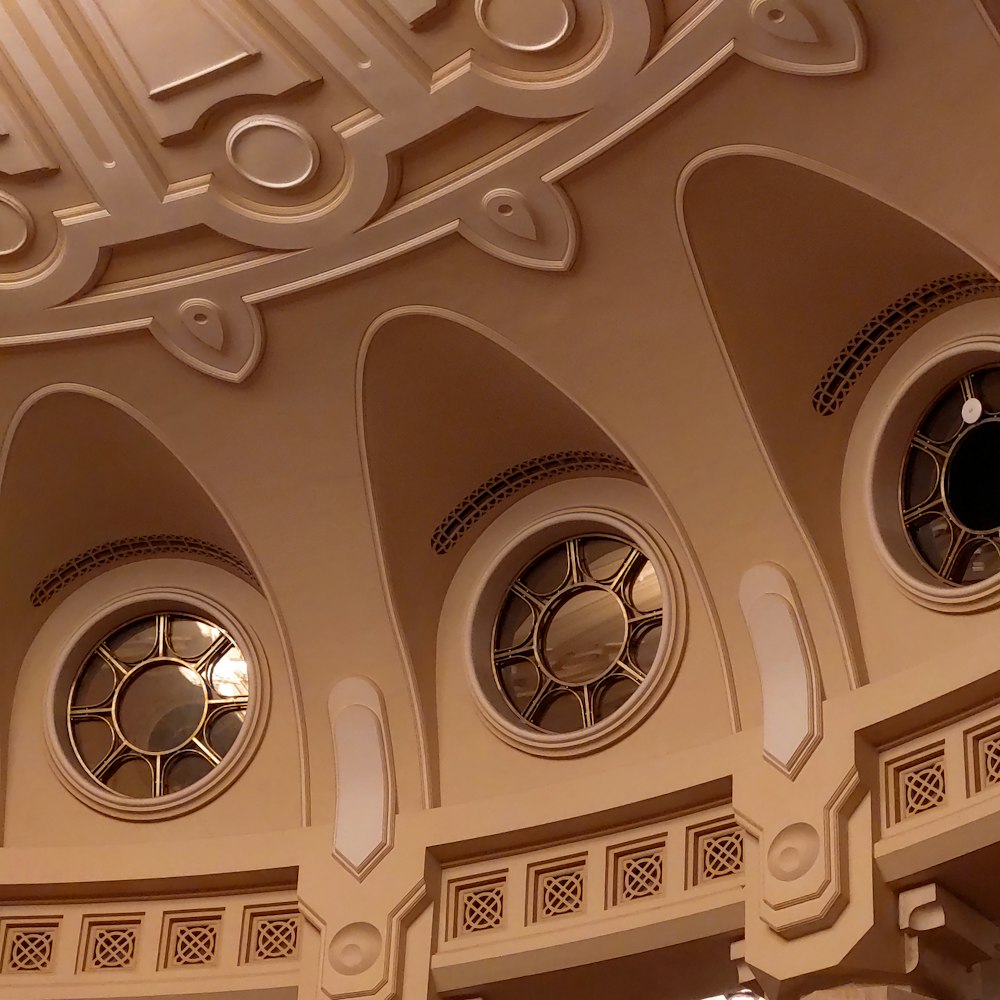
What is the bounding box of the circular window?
[900,364,1000,585]
[492,534,664,734]
[67,612,250,799]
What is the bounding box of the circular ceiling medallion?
[0,191,33,257]
[475,0,576,53]
[328,922,381,975]
[225,115,320,191]
[767,822,820,881]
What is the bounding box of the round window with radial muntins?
[67,612,250,799]
[492,534,664,734]
[900,365,1000,584]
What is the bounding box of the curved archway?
[357,307,735,804]
[679,148,994,689]
[0,386,305,844]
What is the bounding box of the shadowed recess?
[683,154,983,684]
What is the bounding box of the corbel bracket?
[899,883,1000,1000]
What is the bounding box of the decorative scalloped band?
[813,272,1000,416]
[431,450,639,555]
[31,534,257,607]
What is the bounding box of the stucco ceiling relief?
[329,676,396,880]
[0,0,864,381]
[151,289,264,382]
[474,0,577,52]
[737,751,865,942]
[0,189,33,257]
[738,563,821,778]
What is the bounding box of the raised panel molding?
[329,677,396,879]
[738,562,822,778]
[0,0,866,380]
[71,0,318,140]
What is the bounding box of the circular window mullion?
[191,633,233,675]
[491,532,665,736]
[579,683,598,729]
[564,537,589,586]
[185,733,222,766]
[152,612,169,659]
[93,643,132,681]
[611,652,646,686]
[606,547,644,598]
[508,579,547,611]
[90,740,131,782]
[901,365,1000,586]
[66,612,251,801]
[520,676,557,727]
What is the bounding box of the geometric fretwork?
[447,873,507,939]
[620,851,663,901]
[540,869,584,917]
[901,758,946,816]
[90,927,137,970]
[812,272,1000,416]
[687,819,745,886]
[4,925,56,972]
[163,915,222,969]
[530,858,587,923]
[461,885,504,933]
[984,734,1000,785]
[607,836,669,908]
[245,910,299,963]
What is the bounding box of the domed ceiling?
[0,0,863,380]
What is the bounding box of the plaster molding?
[475,0,577,53]
[676,144,870,692]
[0,0,865,379]
[151,294,265,383]
[329,677,397,880]
[226,115,322,191]
[738,562,822,778]
[72,0,318,141]
[729,938,765,993]
[738,763,866,939]
[0,189,34,257]
[385,0,448,28]
[0,80,58,176]
[899,883,1000,1000]
[299,876,428,1000]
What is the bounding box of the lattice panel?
[459,882,505,935]
[162,912,223,969]
[900,758,946,817]
[884,743,948,827]
[2,923,57,973]
[431,451,638,554]
[983,733,1000,786]
[244,908,300,963]
[968,721,1000,794]
[529,857,586,923]
[689,821,744,885]
[610,841,666,905]
[83,921,140,971]
[812,272,1000,415]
